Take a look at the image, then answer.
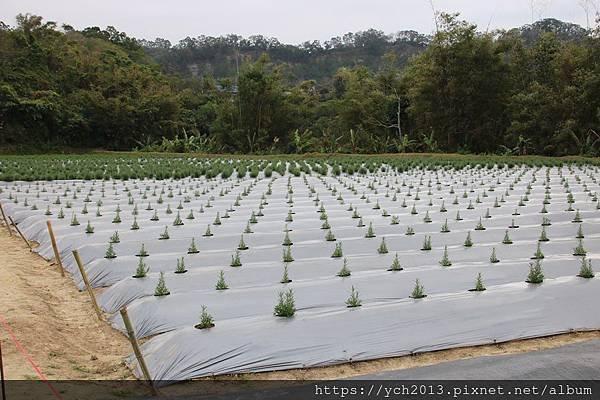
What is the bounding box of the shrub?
[154,272,170,296]
[133,258,149,278]
[526,259,544,284]
[194,305,215,329]
[215,270,228,290]
[345,286,362,308]
[274,289,295,317]
[337,258,351,277]
[410,279,426,299]
[578,256,595,278]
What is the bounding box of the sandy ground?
[0,221,599,398]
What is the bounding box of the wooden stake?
[0,339,6,400]
[0,203,11,236]
[9,216,32,250]
[72,250,103,321]
[120,307,159,396]
[46,220,65,277]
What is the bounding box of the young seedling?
[133,258,149,278]
[439,246,452,267]
[365,222,376,238]
[489,247,500,263]
[213,212,222,225]
[130,217,139,230]
[112,210,121,223]
[230,250,242,267]
[85,221,94,234]
[388,253,403,271]
[109,231,120,243]
[136,243,149,257]
[280,263,292,283]
[194,305,215,329]
[345,286,362,308]
[475,217,485,231]
[154,272,170,296]
[238,235,249,250]
[159,226,170,240]
[573,239,587,256]
[421,235,432,251]
[526,259,544,284]
[405,226,415,235]
[531,242,544,259]
[203,224,213,237]
[282,231,293,246]
[469,272,486,292]
[509,219,519,228]
[337,258,352,277]
[440,219,450,233]
[538,226,549,242]
[274,289,295,317]
[502,230,513,244]
[578,256,595,278]
[331,242,343,258]
[188,238,199,254]
[576,224,584,239]
[455,210,463,221]
[283,247,294,262]
[215,270,228,290]
[572,209,582,223]
[70,212,80,226]
[172,211,184,226]
[244,221,253,234]
[377,237,388,254]
[423,211,432,223]
[325,229,336,241]
[174,257,187,274]
[463,231,473,247]
[410,279,426,299]
[357,217,365,227]
[104,242,117,259]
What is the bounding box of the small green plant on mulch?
[175,257,187,274]
[85,221,94,234]
[215,270,228,290]
[526,259,544,284]
[238,235,249,250]
[439,246,452,267]
[578,256,595,278]
[109,231,120,243]
[365,222,376,238]
[282,231,293,246]
[325,229,336,241]
[274,289,296,317]
[154,272,170,296]
[133,258,149,278]
[490,247,500,263]
[136,243,149,257]
[331,242,343,258]
[280,263,292,283]
[337,258,352,277]
[388,253,403,271]
[104,242,117,259]
[463,231,473,247]
[531,242,544,260]
[194,305,215,329]
[159,226,170,240]
[470,272,486,292]
[410,279,426,299]
[345,286,362,308]
[502,230,513,244]
[538,226,549,242]
[230,250,242,267]
[573,239,587,256]
[187,238,199,254]
[377,237,388,254]
[421,235,432,251]
[283,247,294,262]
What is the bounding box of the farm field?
[1,155,599,386]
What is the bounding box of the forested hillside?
[0,13,598,156]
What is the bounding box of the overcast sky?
[1,0,594,44]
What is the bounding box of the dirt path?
[0,225,132,381]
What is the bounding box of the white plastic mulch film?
[1,163,600,386]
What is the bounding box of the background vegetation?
[0,13,599,156]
